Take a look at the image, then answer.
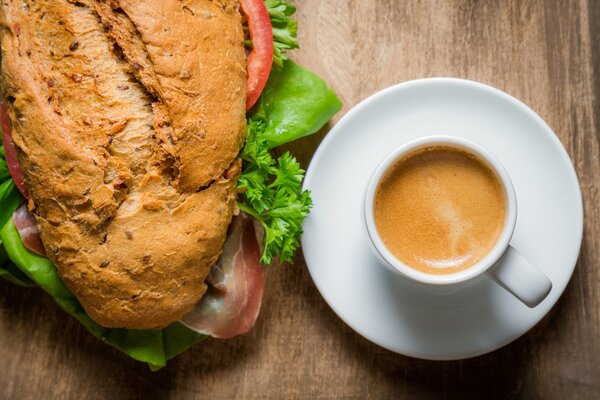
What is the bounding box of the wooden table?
[1,0,599,398]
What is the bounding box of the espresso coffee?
[373,145,506,274]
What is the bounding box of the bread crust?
[0,0,246,329]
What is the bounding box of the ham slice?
[180,213,264,339]
[13,203,45,256]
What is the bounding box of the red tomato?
[241,0,274,110]
[1,103,28,198]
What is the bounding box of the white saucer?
[301,78,583,360]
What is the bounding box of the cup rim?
[364,135,518,285]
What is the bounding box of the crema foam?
[373,145,506,274]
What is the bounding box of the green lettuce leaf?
[0,259,36,287]
[0,146,22,227]
[0,146,33,286]
[0,219,205,369]
[0,179,23,229]
[0,155,9,182]
[252,60,342,148]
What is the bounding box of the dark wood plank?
[1,1,598,398]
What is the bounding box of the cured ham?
[13,203,45,256]
[181,213,264,339]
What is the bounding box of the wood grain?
[1,0,599,398]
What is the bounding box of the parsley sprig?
[237,118,312,264]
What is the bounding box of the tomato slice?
[1,103,28,198]
[241,0,274,110]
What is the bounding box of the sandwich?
[0,0,341,369]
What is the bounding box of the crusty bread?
[0,0,246,329]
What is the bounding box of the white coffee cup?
[364,135,552,308]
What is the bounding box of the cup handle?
[486,246,552,308]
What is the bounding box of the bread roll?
[0,0,246,329]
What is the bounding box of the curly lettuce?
[238,119,312,264]
[266,0,299,69]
